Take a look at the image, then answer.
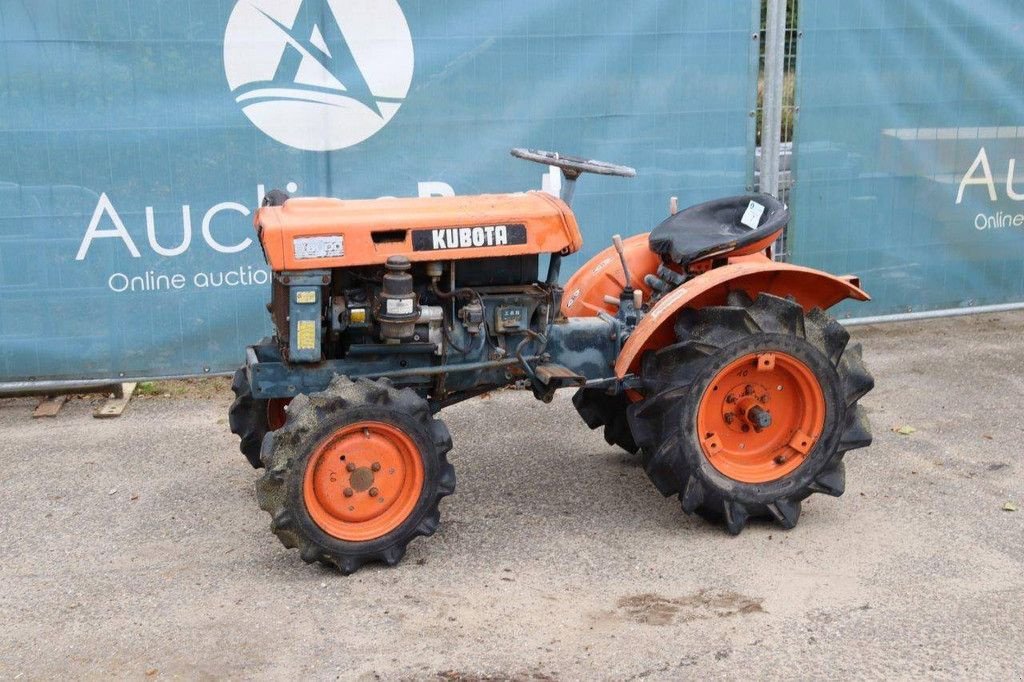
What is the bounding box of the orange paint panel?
[561,233,665,317]
[303,420,424,542]
[257,192,582,270]
[614,259,870,379]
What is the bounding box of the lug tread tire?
[572,388,639,454]
[228,367,270,469]
[628,293,874,535]
[255,376,455,574]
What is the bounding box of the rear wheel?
[255,377,455,573]
[627,292,873,534]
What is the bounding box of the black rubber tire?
[572,388,639,454]
[627,292,874,534]
[255,377,455,574]
[229,367,271,469]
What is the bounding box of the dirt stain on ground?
[616,591,764,626]
[435,672,556,682]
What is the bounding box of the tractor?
[229,149,874,574]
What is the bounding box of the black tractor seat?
[648,194,789,266]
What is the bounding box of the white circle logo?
[223,0,414,152]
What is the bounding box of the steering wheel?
[511,148,636,179]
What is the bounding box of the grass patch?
[136,381,161,396]
[131,377,232,399]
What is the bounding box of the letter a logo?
[223,0,414,152]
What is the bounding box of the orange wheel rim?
[266,398,290,431]
[303,421,424,542]
[696,351,825,484]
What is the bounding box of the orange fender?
[614,259,870,379]
[561,233,663,317]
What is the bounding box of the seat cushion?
[648,194,789,265]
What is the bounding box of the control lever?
[604,290,644,309]
[612,234,644,311]
[612,234,634,290]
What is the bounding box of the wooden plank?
[32,395,68,418]
[94,382,137,419]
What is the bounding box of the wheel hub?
[303,421,424,541]
[723,384,774,433]
[697,351,826,483]
[349,467,375,491]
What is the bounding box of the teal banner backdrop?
[0,0,758,382]
[790,1,1024,318]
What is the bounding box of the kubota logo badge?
[223,0,414,152]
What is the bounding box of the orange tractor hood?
[256,192,582,270]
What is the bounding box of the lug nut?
[343,488,354,497]
[744,384,754,395]
[760,394,769,404]
[371,462,381,472]
[369,487,379,497]
[724,413,735,424]
[725,395,736,404]
[346,462,356,472]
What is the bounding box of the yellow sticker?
[349,308,367,324]
[295,290,317,304]
[296,320,316,349]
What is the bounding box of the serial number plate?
[294,235,344,260]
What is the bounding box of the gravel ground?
[1,312,1022,680]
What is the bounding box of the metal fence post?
[760,0,786,199]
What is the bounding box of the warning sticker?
[296,320,316,349]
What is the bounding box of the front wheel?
[627,292,874,534]
[255,377,455,574]
[228,367,290,469]
[572,388,639,454]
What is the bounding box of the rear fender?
[614,260,869,378]
[561,233,663,317]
